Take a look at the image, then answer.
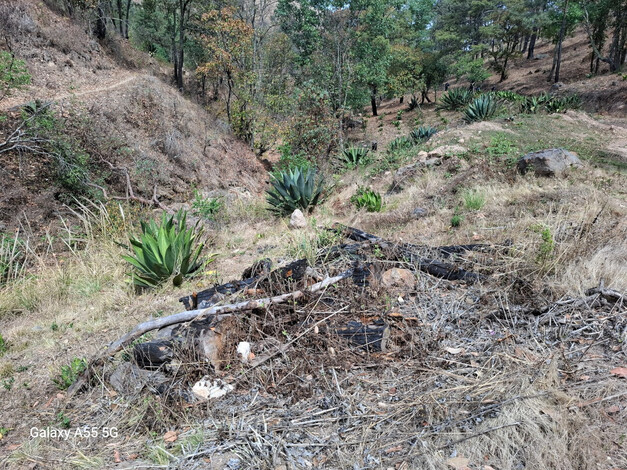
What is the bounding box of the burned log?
[333,320,390,352]
[179,258,308,310]
[332,224,487,282]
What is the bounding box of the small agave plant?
[266,166,325,216]
[463,94,499,123]
[410,126,437,143]
[351,187,382,212]
[122,210,209,288]
[342,146,369,166]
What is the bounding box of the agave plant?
[410,126,437,143]
[494,90,524,102]
[545,94,581,113]
[388,136,414,151]
[351,187,382,212]
[407,95,420,111]
[342,146,370,166]
[463,94,499,123]
[436,88,474,111]
[266,166,325,216]
[520,95,542,114]
[122,210,208,288]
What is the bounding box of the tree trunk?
[370,86,378,116]
[527,30,537,59]
[124,0,131,39]
[522,35,530,54]
[176,0,186,92]
[550,0,570,83]
[95,3,107,40]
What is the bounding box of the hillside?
[0,0,267,234]
[0,1,626,469]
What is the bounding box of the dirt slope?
[0,0,267,232]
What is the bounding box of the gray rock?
[412,208,428,218]
[109,362,168,396]
[517,148,582,177]
[289,209,307,229]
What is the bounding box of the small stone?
[412,208,428,218]
[381,268,415,290]
[289,209,307,229]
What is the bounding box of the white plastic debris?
[192,378,234,400]
[236,341,252,363]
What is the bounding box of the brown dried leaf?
[163,431,178,443]
[610,367,627,378]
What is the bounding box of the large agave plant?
[436,88,474,111]
[410,126,437,143]
[266,166,325,216]
[122,210,208,288]
[388,136,414,151]
[463,94,499,123]
[342,146,369,166]
[520,95,542,114]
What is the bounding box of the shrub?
[0,333,6,354]
[341,146,369,166]
[0,232,27,285]
[266,166,325,216]
[0,50,31,101]
[351,187,382,212]
[463,94,499,123]
[451,213,463,227]
[436,88,474,111]
[53,358,87,390]
[410,126,437,144]
[191,191,223,220]
[520,95,542,114]
[545,94,581,113]
[122,210,209,288]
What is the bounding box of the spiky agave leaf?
[463,94,499,123]
[266,166,325,216]
[436,89,475,111]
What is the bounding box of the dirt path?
[1,71,139,111]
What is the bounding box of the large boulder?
[517,148,582,177]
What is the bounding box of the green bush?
[351,187,382,212]
[341,146,369,166]
[0,334,6,354]
[436,88,474,111]
[53,358,87,390]
[122,210,209,288]
[266,166,325,216]
[410,126,437,144]
[545,94,581,113]
[0,232,26,285]
[463,94,499,123]
[0,51,31,100]
[493,90,524,102]
[191,191,223,220]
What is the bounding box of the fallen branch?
[105,269,353,357]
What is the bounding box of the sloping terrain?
[0,0,267,233]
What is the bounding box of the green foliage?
[451,213,463,227]
[191,192,223,221]
[520,95,545,114]
[56,412,71,429]
[462,189,486,210]
[0,51,31,101]
[436,88,474,111]
[531,224,555,263]
[388,136,414,151]
[0,333,6,355]
[53,358,87,390]
[351,187,383,212]
[122,211,209,288]
[407,96,420,111]
[266,166,325,216]
[493,90,525,102]
[342,146,370,166]
[410,126,437,143]
[463,94,499,123]
[545,94,581,113]
[0,232,26,285]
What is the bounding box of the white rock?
[192,378,234,400]
[236,342,251,363]
[289,209,307,229]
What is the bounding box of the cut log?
[179,258,309,310]
[332,224,486,282]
